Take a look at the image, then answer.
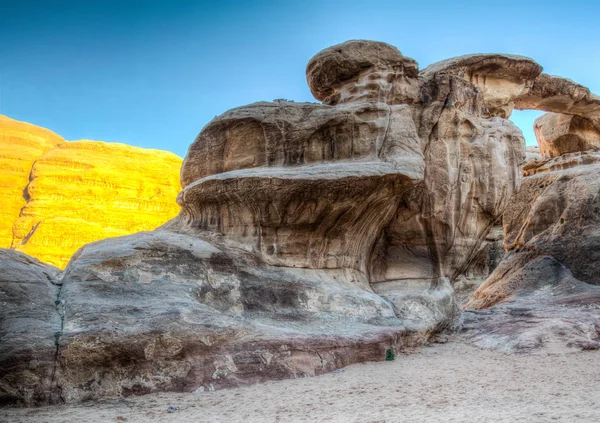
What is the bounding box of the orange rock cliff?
[0,115,182,268]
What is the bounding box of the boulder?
[306,40,419,105]
[54,229,424,403]
[534,112,600,158]
[0,249,61,406]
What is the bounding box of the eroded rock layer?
[9,39,600,405]
[0,116,182,268]
[41,41,525,404]
[464,99,600,351]
[0,116,62,250]
[0,250,61,406]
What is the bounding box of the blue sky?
[1,0,598,157]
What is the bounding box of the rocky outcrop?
[1,40,536,405]
[464,90,600,351]
[305,40,420,106]
[420,54,542,118]
[534,112,600,158]
[466,160,600,310]
[514,73,600,120]
[0,116,182,268]
[0,250,61,406]
[0,116,62,250]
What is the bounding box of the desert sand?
[3,339,599,423]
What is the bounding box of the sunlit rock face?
[12,139,182,268]
[0,116,182,268]
[0,116,62,250]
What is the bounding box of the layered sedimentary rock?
[0,116,182,268]
[514,73,600,119]
[534,112,600,158]
[467,159,600,310]
[420,54,542,118]
[464,107,600,352]
[0,116,62,249]
[12,140,182,268]
[1,40,535,405]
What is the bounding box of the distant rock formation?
[3,39,599,405]
[0,116,62,253]
[0,115,182,268]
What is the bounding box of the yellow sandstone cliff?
[0,116,63,250]
[0,115,182,268]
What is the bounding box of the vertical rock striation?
[0,116,62,249]
[463,74,600,352]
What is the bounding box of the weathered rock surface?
[0,116,62,250]
[10,40,586,405]
[0,249,61,406]
[0,116,183,268]
[54,228,428,403]
[534,112,600,158]
[515,73,600,120]
[467,162,600,310]
[420,54,542,118]
[465,94,600,351]
[462,256,600,353]
[306,40,419,105]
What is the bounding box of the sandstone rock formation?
[525,145,542,162]
[466,157,600,310]
[0,250,61,406]
[534,112,600,158]
[11,39,597,405]
[0,116,62,250]
[464,106,600,351]
[0,116,182,268]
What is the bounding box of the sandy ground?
[3,340,599,423]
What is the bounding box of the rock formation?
[0,116,62,251]
[534,112,600,158]
[465,108,600,351]
[7,39,600,405]
[0,116,182,268]
[0,250,61,406]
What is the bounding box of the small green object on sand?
[385,348,395,361]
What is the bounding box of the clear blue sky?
[1,0,599,157]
